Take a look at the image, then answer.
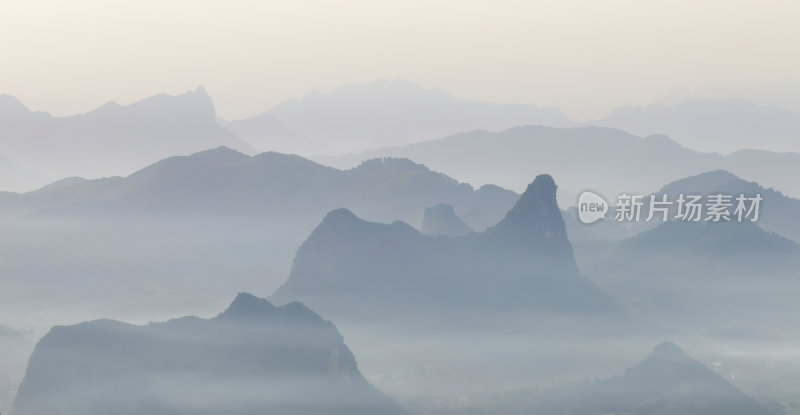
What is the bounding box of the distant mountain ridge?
[316,125,800,199]
[12,293,406,415]
[0,147,519,326]
[0,87,255,186]
[226,79,573,155]
[653,170,800,243]
[594,98,800,154]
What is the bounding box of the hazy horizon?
[2,0,800,120]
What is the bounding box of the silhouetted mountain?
[585,220,800,333]
[222,112,331,155]
[316,125,800,199]
[421,203,472,237]
[0,88,255,183]
[234,79,571,154]
[488,342,780,415]
[0,148,517,325]
[653,170,800,243]
[273,174,621,330]
[12,293,406,415]
[0,148,514,231]
[594,98,800,153]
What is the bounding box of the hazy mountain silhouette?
[507,342,780,415]
[232,79,572,154]
[0,88,255,183]
[421,203,473,237]
[273,174,621,330]
[652,170,800,243]
[594,98,800,153]
[316,125,800,199]
[0,147,515,232]
[221,112,333,155]
[0,148,517,325]
[12,293,406,415]
[585,220,800,333]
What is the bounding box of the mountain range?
[272,174,622,330]
[225,79,573,155]
[12,293,405,415]
[0,147,518,326]
[0,88,254,186]
[593,98,800,154]
[316,125,800,200]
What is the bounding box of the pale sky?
[1,0,798,120]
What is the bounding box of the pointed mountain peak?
[122,87,217,121]
[192,85,209,96]
[217,292,277,320]
[488,174,566,241]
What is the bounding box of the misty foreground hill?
[0,147,517,326]
[493,342,782,415]
[225,79,572,155]
[317,125,800,199]
[273,174,622,330]
[0,88,254,185]
[12,293,405,415]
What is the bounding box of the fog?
[2,2,800,413]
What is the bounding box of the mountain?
[421,203,473,237]
[584,220,800,333]
[0,148,515,232]
[12,293,406,415]
[221,112,332,155]
[316,125,800,199]
[593,99,800,154]
[0,88,255,183]
[510,342,780,415]
[653,170,800,243]
[231,79,572,155]
[0,148,517,326]
[272,174,621,330]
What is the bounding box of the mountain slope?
[421,203,473,237]
[518,342,778,415]
[594,98,800,153]
[316,125,800,199]
[0,88,255,182]
[234,79,572,155]
[221,112,331,155]
[12,293,406,415]
[0,148,517,326]
[654,170,800,243]
[585,220,800,333]
[273,174,621,329]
